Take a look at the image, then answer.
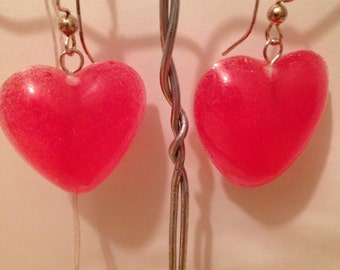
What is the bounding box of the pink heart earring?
[0,0,146,194]
[194,0,328,187]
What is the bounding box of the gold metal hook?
[76,0,95,63]
[222,0,260,56]
[57,0,95,64]
[56,0,71,16]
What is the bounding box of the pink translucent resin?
[0,61,145,193]
[194,50,328,187]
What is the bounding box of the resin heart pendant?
[0,61,146,193]
[194,50,328,187]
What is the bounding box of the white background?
[0,0,339,269]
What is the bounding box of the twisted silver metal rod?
[160,1,189,270]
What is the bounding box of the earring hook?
[56,0,71,16]
[222,0,260,56]
[56,0,95,63]
[76,0,95,63]
[222,0,294,57]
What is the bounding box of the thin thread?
[72,194,81,270]
[46,1,81,269]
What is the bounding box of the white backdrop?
[0,0,339,269]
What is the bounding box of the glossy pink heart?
[194,50,328,187]
[0,61,145,193]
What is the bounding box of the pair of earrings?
[0,0,328,194]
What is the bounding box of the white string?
[72,194,81,270]
[46,2,81,269]
[45,2,81,269]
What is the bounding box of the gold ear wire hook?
[76,0,95,63]
[222,0,260,56]
[56,0,95,63]
[56,0,71,16]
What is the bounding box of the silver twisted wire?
[160,1,189,270]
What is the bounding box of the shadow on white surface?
[78,105,168,269]
[191,133,214,270]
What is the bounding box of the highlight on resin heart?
[194,50,328,187]
[0,61,146,193]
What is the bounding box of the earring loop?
[59,49,85,74]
